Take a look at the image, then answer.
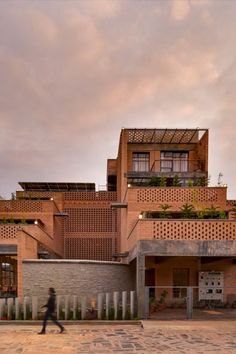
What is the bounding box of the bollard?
[15,298,20,320]
[97,293,103,320]
[113,292,119,320]
[0,298,6,319]
[64,295,69,320]
[7,298,14,320]
[81,297,87,320]
[23,297,30,320]
[122,291,127,320]
[32,296,38,320]
[105,293,110,320]
[130,291,135,319]
[57,295,61,320]
[73,295,77,320]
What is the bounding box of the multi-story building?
[0,128,236,317]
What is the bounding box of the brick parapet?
[126,187,228,210]
[127,219,236,251]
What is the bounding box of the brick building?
[0,128,236,316]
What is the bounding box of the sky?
[0,0,235,199]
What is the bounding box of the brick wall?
[22,260,135,301]
[64,193,118,260]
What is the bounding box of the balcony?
[125,186,227,207]
[127,219,236,251]
[126,159,206,177]
[126,159,206,186]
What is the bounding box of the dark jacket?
[43,293,56,313]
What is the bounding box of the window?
[132,153,149,172]
[0,256,17,296]
[161,152,188,172]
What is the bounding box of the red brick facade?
[0,128,236,300]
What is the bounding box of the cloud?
[79,0,121,19]
[0,0,236,199]
[170,0,190,21]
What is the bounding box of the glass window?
[0,256,17,297]
[161,152,188,172]
[132,153,150,172]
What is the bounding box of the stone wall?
[23,259,135,302]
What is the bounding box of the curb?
[0,320,141,326]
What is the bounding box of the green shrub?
[148,177,161,186]
[160,176,167,187]
[172,175,181,187]
[125,307,131,320]
[25,304,32,320]
[108,307,115,320]
[76,307,81,320]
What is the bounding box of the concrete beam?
[139,240,236,257]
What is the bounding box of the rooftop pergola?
[126,128,208,144]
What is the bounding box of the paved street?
[1,321,236,353]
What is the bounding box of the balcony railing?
[128,159,206,176]
[0,200,55,213]
[127,219,236,250]
[126,186,227,205]
[151,159,205,173]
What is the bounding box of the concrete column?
[144,286,149,319]
[105,293,110,320]
[130,291,135,319]
[32,296,38,320]
[136,254,145,319]
[122,291,127,320]
[72,295,77,320]
[81,297,87,320]
[187,287,193,320]
[113,291,119,320]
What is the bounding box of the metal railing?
[144,286,236,320]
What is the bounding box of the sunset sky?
[0,0,235,199]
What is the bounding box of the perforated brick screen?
[64,237,116,260]
[151,220,236,240]
[64,192,117,201]
[0,201,43,212]
[64,208,116,232]
[0,225,20,239]
[136,188,220,203]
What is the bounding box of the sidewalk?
[1,320,236,353]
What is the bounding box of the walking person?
[38,287,65,334]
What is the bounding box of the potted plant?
[160,176,167,187]
[150,290,168,313]
[148,177,161,186]
[158,290,168,310]
[180,203,195,218]
[159,204,172,218]
[172,175,181,187]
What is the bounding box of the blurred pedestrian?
[38,287,65,334]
